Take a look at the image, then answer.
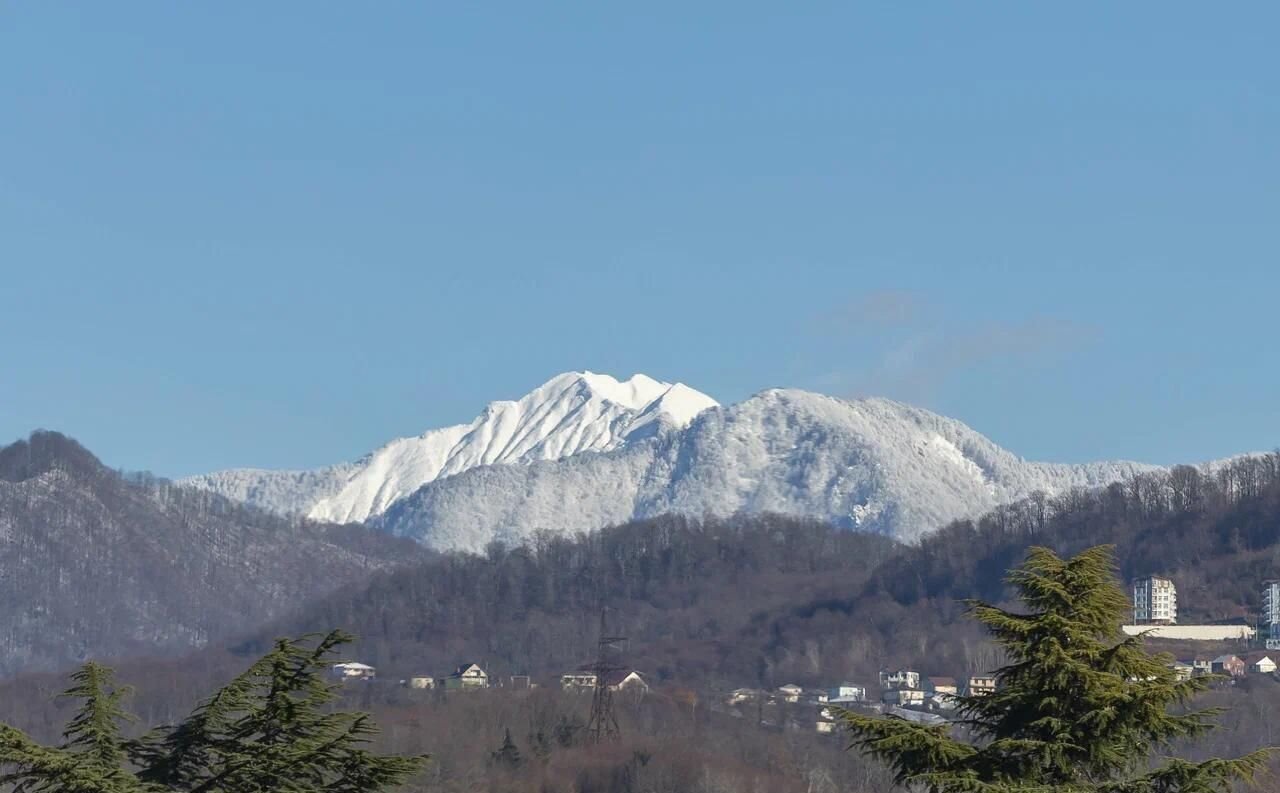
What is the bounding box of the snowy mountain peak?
[182,372,718,524]
[371,387,1160,552]
[186,376,1166,553]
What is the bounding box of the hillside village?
[333,660,651,696]
[323,574,1280,739]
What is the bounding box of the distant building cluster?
[329,660,650,696]
[335,661,494,691]
[724,669,999,735]
[1130,575,1280,648]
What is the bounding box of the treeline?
[362,685,900,793]
[0,655,902,793]
[866,452,1280,617]
[760,453,1280,682]
[249,453,1280,693]
[0,431,425,677]
[6,453,1280,790]
[242,513,901,689]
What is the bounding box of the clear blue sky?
[3,3,1277,477]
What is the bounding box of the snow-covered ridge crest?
[181,372,718,524]
[372,388,1163,552]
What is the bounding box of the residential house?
[1244,653,1278,675]
[726,688,763,706]
[445,663,489,690]
[562,668,648,693]
[603,670,649,693]
[966,675,997,697]
[777,683,804,703]
[1211,655,1245,678]
[1168,662,1194,682]
[561,671,597,691]
[331,662,376,681]
[882,689,926,707]
[878,669,920,690]
[823,683,866,703]
[926,677,959,709]
[816,719,837,734]
[925,677,958,696]
[1192,658,1213,677]
[401,676,435,689]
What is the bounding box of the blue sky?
[2,3,1277,476]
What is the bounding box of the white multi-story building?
[1263,581,1280,649]
[1133,576,1177,624]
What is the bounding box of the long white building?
[1133,576,1177,624]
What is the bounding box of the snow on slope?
[181,372,718,524]
[375,389,1159,552]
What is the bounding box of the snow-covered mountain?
[372,389,1159,551]
[186,373,1159,553]
[183,372,718,524]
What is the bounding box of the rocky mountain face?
[0,431,426,677]
[182,372,717,524]
[374,389,1158,551]
[184,373,1159,553]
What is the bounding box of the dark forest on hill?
[225,453,1280,692]
[3,452,1280,791]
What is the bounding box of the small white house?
[446,663,489,690]
[726,688,763,705]
[778,683,804,703]
[1250,655,1278,675]
[1169,662,1194,682]
[879,669,920,690]
[332,662,376,681]
[966,675,997,696]
[561,671,597,690]
[815,720,837,734]
[561,669,648,692]
[824,683,866,702]
[882,689,926,707]
[402,676,435,689]
[605,670,649,693]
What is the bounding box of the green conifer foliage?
[490,728,523,770]
[837,545,1272,793]
[0,662,149,792]
[0,632,424,793]
[132,630,425,792]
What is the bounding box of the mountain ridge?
[182,371,717,524]
[373,387,1159,550]
[182,372,1171,551]
[0,430,427,678]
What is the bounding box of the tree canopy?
[838,545,1272,793]
[0,631,425,793]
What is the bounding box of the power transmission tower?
[585,608,627,743]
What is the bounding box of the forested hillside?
[0,431,427,677]
[241,514,901,688]
[241,453,1280,692]
[3,453,1280,791]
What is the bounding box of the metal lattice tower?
[585,608,627,743]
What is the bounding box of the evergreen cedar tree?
[0,631,426,793]
[837,545,1274,793]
